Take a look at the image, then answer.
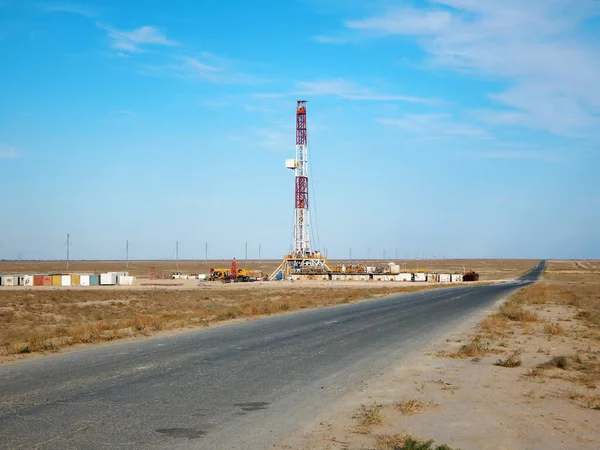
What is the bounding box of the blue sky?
[1,0,599,261]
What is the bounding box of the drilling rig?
[271,101,330,280]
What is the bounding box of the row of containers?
[0,272,136,287]
[288,272,466,282]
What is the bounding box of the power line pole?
[66,233,70,271]
[383,249,386,260]
[176,241,179,271]
[367,246,371,261]
[245,241,248,261]
[126,240,129,269]
[205,242,208,266]
[349,247,352,263]
[258,244,261,265]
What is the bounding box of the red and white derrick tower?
[271,101,329,280]
[292,100,310,256]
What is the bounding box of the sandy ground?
[276,286,600,449]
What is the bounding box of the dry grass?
[494,348,523,368]
[543,322,565,336]
[449,336,491,358]
[353,403,383,433]
[376,435,457,450]
[0,285,442,356]
[479,314,511,338]
[396,399,437,415]
[542,260,600,283]
[569,393,600,410]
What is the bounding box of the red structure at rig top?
[271,101,329,280]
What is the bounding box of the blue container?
[90,275,100,286]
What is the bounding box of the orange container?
[43,276,52,286]
[33,275,44,286]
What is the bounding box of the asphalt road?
[0,261,545,449]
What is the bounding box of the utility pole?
[66,233,70,271]
[349,247,352,263]
[126,240,129,269]
[176,241,179,271]
[367,246,371,261]
[383,249,386,261]
[245,241,248,261]
[258,244,261,265]
[205,242,208,266]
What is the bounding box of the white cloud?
[97,23,177,53]
[345,0,600,138]
[296,79,433,103]
[0,145,19,159]
[38,2,99,17]
[379,113,489,138]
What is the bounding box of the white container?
[374,274,392,281]
[285,159,296,169]
[388,263,400,274]
[61,275,71,286]
[198,274,207,280]
[118,276,134,286]
[396,273,412,282]
[439,273,451,283]
[80,275,90,286]
[100,273,117,285]
[2,276,16,286]
[451,274,464,282]
[23,275,34,286]
[414,273,427,282]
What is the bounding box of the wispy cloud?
[143,54,263,85]
[296,79,434,103]
[0,145,19,160]
[312,35,347,44]
[345,0,600,138]
[379,113,489,138]
[97,23,177,53]
[38,2,99,18]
